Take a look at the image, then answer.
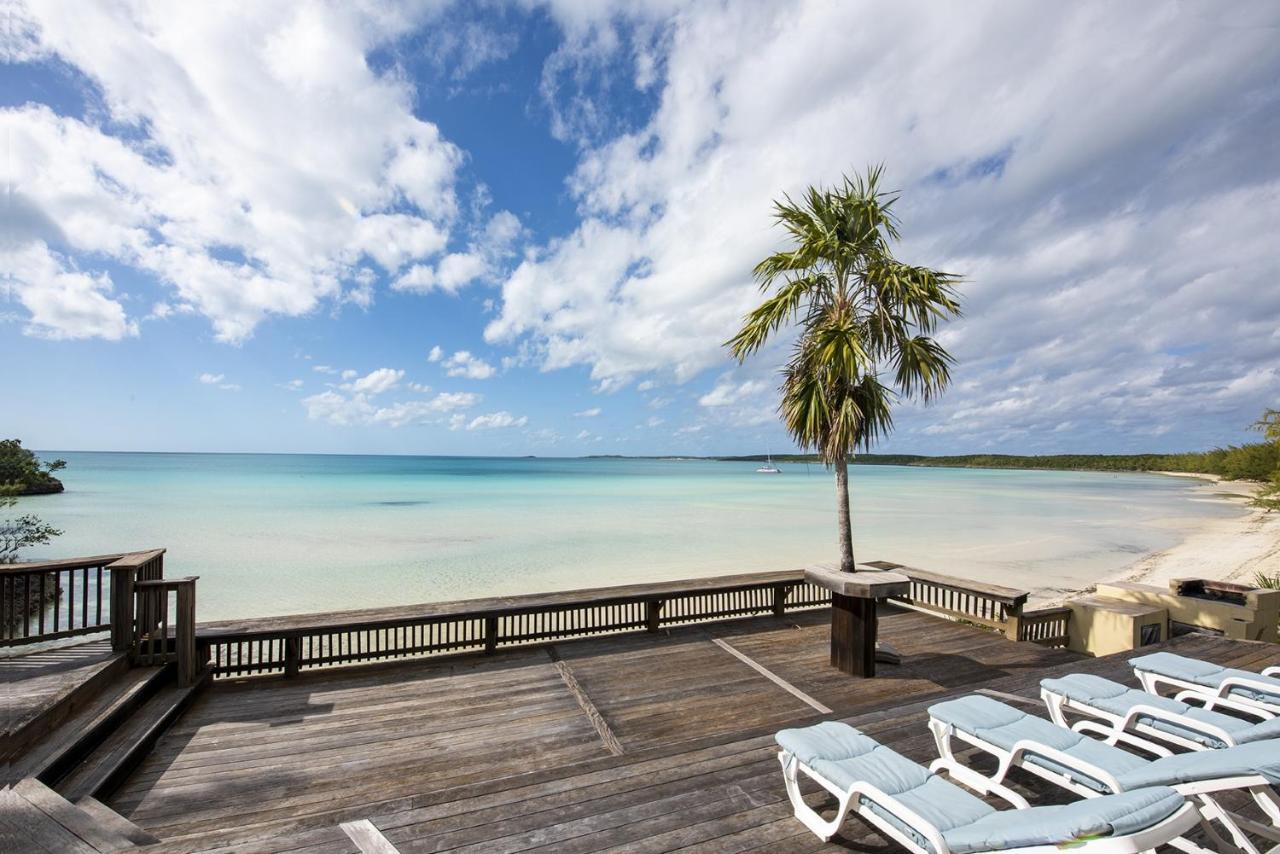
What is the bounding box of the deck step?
[57,674,204,802]
[1,641,129,763]
[76,796,161,846]
[10,777,140,852]
[8,666,168,785]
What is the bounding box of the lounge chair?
[775,720,1197,852]
[1040,672,1280,753]
[928,694,1280,854]
[1132,652,1280,717]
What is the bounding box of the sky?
[3,0,1279,457]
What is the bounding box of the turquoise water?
[17,453,1239,620]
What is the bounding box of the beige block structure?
[1065,578,1280,656]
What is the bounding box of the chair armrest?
[1120,702,1237,748]
[1260,666,1280,679]
[1005,739,1123,794]
[843,779,951,854]
[1212,676,1280,717]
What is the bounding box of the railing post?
[484,615,498,654]
[284,636,301,678]
[772,583,788,616]
[1004,598,1026,642]
[110,565,136,652]
[175,577,199,687]
[645,598,663,632]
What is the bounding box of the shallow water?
[18,453,1239,620]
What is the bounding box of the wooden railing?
[1018,606,1072,648]
[197,571,834,679]
[0,548,203,684]
[133,577,200,686]
[1,552,129,646]
[861,560,1031,640]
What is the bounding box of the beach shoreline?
[1040,472,1280,606]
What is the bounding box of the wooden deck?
[78,607,1275,852]
[101,605,1084,852]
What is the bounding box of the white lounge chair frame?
[1133,665,1280,719]
[929,715,1280,854]
[1041,684,1241,754]
[777,749,1199,853]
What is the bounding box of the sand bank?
[1049,472,1280,604]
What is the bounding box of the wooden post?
[830,593,877,677]
[1003,596,1028,642]
[109,565,136,653]
[284,636,301,678]
[174,578,199,687]
[772,583,788,616]
[484,615,498,654]
[645,599,663,632]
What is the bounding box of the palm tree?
[728,166,961,573]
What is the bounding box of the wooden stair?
[56,678,203,802]
[9,665,169,785]
[5,777,144,853]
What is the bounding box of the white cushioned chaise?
[775,720,1197,853]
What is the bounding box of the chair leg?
[778,752,850,843]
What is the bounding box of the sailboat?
[756,450,781,474]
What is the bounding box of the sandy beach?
[1044,472,1280,604]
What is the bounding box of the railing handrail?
[196,569,812,642]
[863,560,1029,608]
[1022,605,1072,617]
[0,553,128,574]
[107,548,167,570]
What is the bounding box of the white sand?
[1057,472,1280,601]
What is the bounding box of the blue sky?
[3,1,1279,456]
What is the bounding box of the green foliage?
[0,483,63,564]
[727,166,961,462]
[1250,409,1280,512]
[0,439,66,494]
[1256,571,1280,590]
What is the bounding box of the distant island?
[591,445,1278,481]
[1,439,65,495]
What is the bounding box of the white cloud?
[302,388,480,427]
[340,369,358,381]
[699,378,768,407]
[391,209,523,294]
[489,1,1280,449]
[198,372,239,391]
[408,381,432,393]
[573,407,602,417]
[645,416,664,428]
[4,244,137,341]
[441,350,496,379]
[576,429,592,440]
[343,367,404,395]
[427,345,443,362]
[8,3,463,342]
[465,410,528,430]
[280,378,304,391]
[312,365,336,374]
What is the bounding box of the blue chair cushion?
[942,786,1184,854]
[1116,739,1280,789]
[777,721,995,851]
[776,723,1186,853]
[1041,672,1260,748]
[929,695,1147,793]
[1132,652,1280,704]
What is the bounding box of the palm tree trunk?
[834,456,855,572]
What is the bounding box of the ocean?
[17,452,1240,621]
